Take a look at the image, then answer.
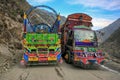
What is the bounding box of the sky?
[26,0,120,30]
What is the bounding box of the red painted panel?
[39,57,48,61]
[38,54,48,57]
[28,54,36,57]
[49,53,56,57]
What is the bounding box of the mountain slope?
[101,27,120,59]
[98,18,120,43]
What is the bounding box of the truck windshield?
[74,29,96,42]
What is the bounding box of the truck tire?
[65,51,71,64]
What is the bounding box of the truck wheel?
[65,51,71,64]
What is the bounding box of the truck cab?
[61,13,104,68]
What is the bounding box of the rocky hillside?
[97,18,120,43]
[101,27,120,59]
[0,0,30,74]
[0,0,30,43]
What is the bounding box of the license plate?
[48,57,57,60]
[29,57,38,61]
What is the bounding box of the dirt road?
[0,62,120,80]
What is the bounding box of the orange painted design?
[29,57,38,61]
[22,39,26,44]
[82,39,90,43]
[49,54,56,57]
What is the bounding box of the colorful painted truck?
[61,13,104,68]
[21,5,62,65]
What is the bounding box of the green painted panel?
[25,33,59,45]
[26,33,37,44]
[42,34,48,44]
[36,34,43,44]
[48,34,56,44]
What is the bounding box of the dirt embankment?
[0,13,25,73]
[0,0,30,75]
[0,14,23,76]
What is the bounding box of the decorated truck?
[20,5,62,66]
[61,13,104,68]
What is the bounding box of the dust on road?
[0,62,120,80]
